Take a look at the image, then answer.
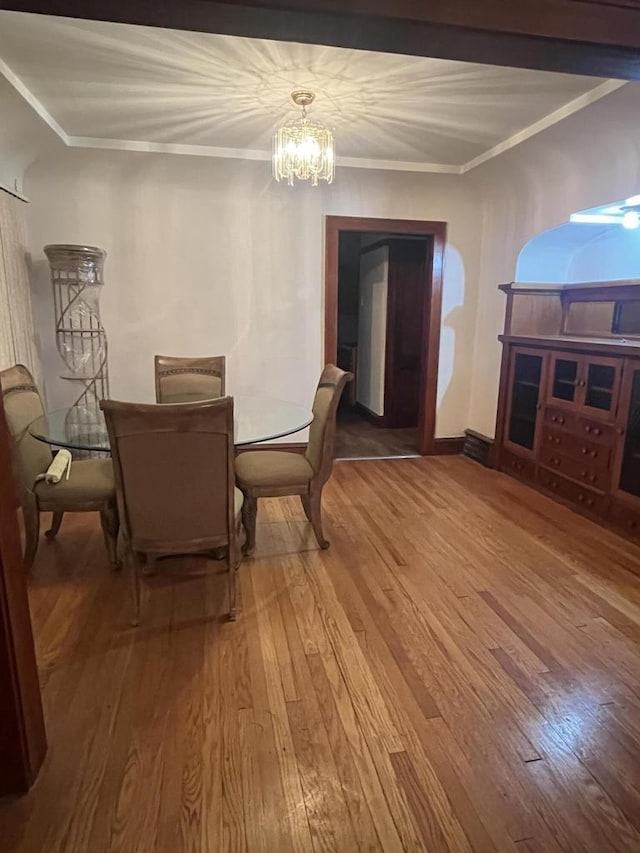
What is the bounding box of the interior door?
[384,239,430,428]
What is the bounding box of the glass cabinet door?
[617,365,640,500]
[506,349,544,453]
[582,357,620,418]
[549,355,580,405]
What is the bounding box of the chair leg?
[308,487,329,550]
[99,502,121,570]
[45,511,64,540]
[241,495,258,555]
[22,497,40,571]
[127,547,142,627]
[300,494,312,522]
[227,537,240,622]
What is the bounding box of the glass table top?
[29,395,313,453]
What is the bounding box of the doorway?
[325,216,446,458]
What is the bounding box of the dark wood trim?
[325,215,447,456]
[431,437,465,455]
[499,334,640,358]
[355,401,387,428]
[463,429,494,467]
[0,393,46,795]
[5,1,640,79]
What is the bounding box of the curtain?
[0,190,41,384]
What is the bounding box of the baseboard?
[431,436,465,455]
[355,402,388,428]
[462,429,494,467]
[236,442,306,454]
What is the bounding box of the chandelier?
[273,90,335,186]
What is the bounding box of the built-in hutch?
[494,279,640,541]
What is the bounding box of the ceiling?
[0,11,626,174]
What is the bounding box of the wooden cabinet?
[494,279,640,545]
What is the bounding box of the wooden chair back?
[306,364,353,486]
[154,355,226,403]
[101,397,236,555]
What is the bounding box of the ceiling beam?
[1,0,640,79]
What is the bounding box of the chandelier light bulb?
[273,90,335,186]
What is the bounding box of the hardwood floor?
[2,456,640,851]
[335,407,418,459]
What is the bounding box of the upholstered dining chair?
[234,364,352,555]
[0,364,119,570]
[101,396,243,625]
[154,354,226,403]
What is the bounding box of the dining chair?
[154,354,226,403]
[234,364,352,554]
[101,396,243,625]
[0,364,119,570]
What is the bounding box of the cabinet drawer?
[544,407,576,431]
[538,468,607,515]
[542,427,612,470]
[576,417,617,446]
[500,450,536,482]
[609,500,640,539]
[540,448,611,491]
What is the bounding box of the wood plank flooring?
[335,407,418,459]
[2,456,640,851]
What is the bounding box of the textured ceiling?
[0,11,618,169]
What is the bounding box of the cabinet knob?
[593,428,601,437]
[590,451,597,458]
[551,480,558,489]
[551,416,557,422]
[578,494,584,502]
[578,379,586,388]
[555,438,561,445]
[581,470,587,477]
[585,425,592,433]
[581,447,588,455]
[559,417,565,425]
[590,475,596,483]
[617,427,625,436]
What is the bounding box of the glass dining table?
[28,395,314,453]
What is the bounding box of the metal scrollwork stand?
[44,244,110,449]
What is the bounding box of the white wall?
[25,147,480,437]
[0,74,57,196]
[467,81,640,438]
[356,245,388,415]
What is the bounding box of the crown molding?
[460,78,627,173]
[0,57,626,176]
[0,57,69,143]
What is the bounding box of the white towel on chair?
[36,449,72,484]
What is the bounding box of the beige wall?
[467,82,640,438]
[25,148,481,437]
[357,245,389,415]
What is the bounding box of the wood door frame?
[324,215,446,455]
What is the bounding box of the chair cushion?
[235,451,313,489]
[35,458,115,507]
[234,486,244,519]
